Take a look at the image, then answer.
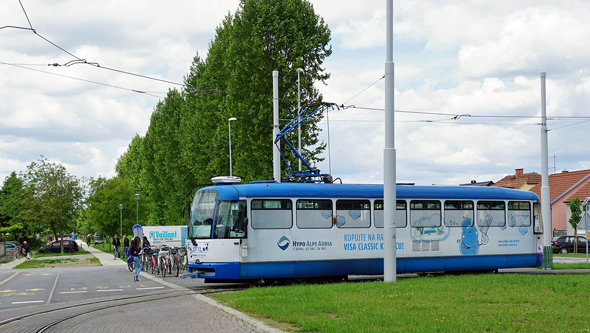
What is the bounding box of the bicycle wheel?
[15,251,22,260]
[161,261,166,278]
[128,260,134,272]
[174,261,179,277]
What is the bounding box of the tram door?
[214,200,247,239]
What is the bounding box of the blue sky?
[1,0,589,187]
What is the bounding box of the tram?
[186,181,543,282]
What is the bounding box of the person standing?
[112,234,121,260]
[130,236,143,282]
[123,235,130,260]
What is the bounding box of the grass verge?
[13,257,100,269]
[212,274,590,333]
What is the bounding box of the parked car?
[94,236,104,245]
[39,240,79,254]
[5,242,19,252]
[552,236,590,254]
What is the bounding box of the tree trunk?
[575,227,578,254]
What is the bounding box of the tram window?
[374,200,407,228]
[296,199,333,229]
[533,203,543,234]
[214,200,247,239]
[444,201,474,227]
[476,201,506,227]
[410,200,441,227]
[251,199,292,229]
[336,200,370,228]
[507,201,531,227]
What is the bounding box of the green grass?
[13,257,100,269]
[554,253,590,258]
[552,262,590,269]
[212,274,590,332]
[92,243,113,254]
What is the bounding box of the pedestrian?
[112,234,121,260]
[123,235,130,259]
[87,234,91,248]
[142,235,151,249]
[130,236,143,282]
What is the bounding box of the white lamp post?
[228,117,237,177]
[119,204,123,237]
[297,68,303,171]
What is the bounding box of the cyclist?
[22,240,31,259]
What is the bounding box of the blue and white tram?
[186,182,543,282]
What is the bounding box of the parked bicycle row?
[128,244,188,278]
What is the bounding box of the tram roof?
[199,182,539,202]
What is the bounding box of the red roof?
[529,169,590,203]
[492,172,541,189]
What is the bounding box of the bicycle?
[158,245,170,278]
[150,247,159,275]
[171,247,180,277]
[127,257,134,272]
[141,247,152,272]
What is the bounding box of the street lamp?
[135,194,140,228]
[119,204,123,237]
[228,117,237,177]
[297,68,304,171]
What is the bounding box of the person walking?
[123,235,130,260]
[130,236,143,282]
[112,234,121,260]
[87,234,91,248]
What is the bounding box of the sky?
[1,0,589,187]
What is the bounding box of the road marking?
[47,271,60,304]
[60,291,87,294]
[26,289,45,291]
[96,286,110,289]
[136,287,165,290]
[0,273,19,287]
[0,290,17,293]
[97,289,124,292]
[12,300,44,304]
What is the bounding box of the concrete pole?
[383,0,397,282]
[540,72,551,248]
[273,71,281,182]
[297,68,303,171]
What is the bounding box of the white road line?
[12,300,44,304]
[97,289,124,292]
[47,271,60,304]
[59,291,88,294]
[136,287,165,290]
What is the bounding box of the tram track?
[0,286,246,333]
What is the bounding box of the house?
[529,169,590,236]
[493,168,590,237]
[492,168,541,190]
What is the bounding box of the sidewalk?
[80,240,126,267]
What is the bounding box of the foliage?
[19,158,84,253]
[116,0,332,226]
[0,172,29,241]
[213,274,590,333]
[85,176,143,237]
[569,197,582,253]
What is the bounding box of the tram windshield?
[189,190,217,238]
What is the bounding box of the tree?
[180,0,331,183]
[569,197,582,254]
[0,172,27,241]
[85,176,144,237]
[20,158,84,253]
